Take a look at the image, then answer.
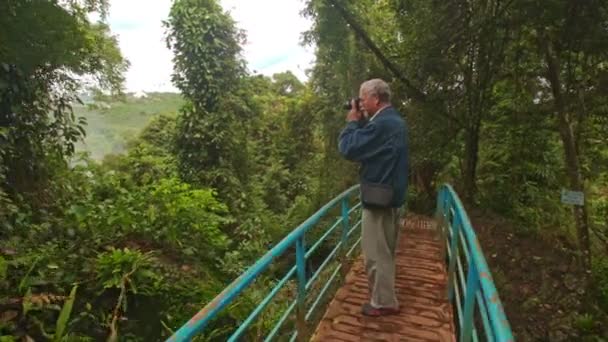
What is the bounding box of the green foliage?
[0,256,6,281]
[96,249,158,295]
[68,169,232,258]
[475,80,569,227]
[148,178,232,252]
[0,0,128,212]
[5,0,607,340]
[165,0,255,211]
[0,1,123,80]
[592,256,608,311]
[53,285,77,341]
[165,0,244,111]
[573,313,596,334]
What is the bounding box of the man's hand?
[346,99,363,122]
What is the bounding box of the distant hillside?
[74,92,184,160]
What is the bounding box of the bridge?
[167,184,514,341]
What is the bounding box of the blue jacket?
[338,106,409,208]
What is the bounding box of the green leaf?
[0,256,6,280]
[53,285,77,342]
[19,258,40,294]
[22,288,33,317]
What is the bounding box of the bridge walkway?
[312,216,456,342]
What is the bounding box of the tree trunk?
[544,40,591,268]
[463,123,480,203]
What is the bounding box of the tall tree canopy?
[0,0,128,213]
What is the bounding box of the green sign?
[561,189,584,206]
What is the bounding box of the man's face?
[359,90,379,115]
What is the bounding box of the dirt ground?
[468,209,608,341]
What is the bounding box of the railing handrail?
[167,184,361,341]
[168,182,513,341]
[437,184,514,342]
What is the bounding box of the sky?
[102,0,315,92]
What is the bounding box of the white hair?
[360,78,391,102]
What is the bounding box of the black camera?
[343,98,361,111]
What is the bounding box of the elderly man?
[338,78,409,316]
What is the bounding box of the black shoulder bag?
[360,182,394,208]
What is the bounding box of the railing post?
[341,198,350,249]
[340,197,350,276]
[436,188,448,265]
[295,237,307,341]
[460,260,479,342]
[447,208,460,301]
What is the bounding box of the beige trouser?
[361,207,401,308]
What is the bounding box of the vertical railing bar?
[295,238,307,341]
[341,198,350,249]
[339,197,351,280]
[460,261,479,342]
[456,240,468,289]
[477,291,494,342]
[460,229,471,264]
[452,268,464,330]
[455,242,467,326]
[458,226,478,340]
[445,238,452,259]
[444,198,453,261]
[447,209,460,300]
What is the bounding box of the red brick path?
[311,216,456,341]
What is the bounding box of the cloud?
[221,0,315,80]
[102,0,314,92]
[103,0,174,92]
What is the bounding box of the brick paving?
[311,216,456,342]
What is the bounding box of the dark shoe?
[361,303,400,317]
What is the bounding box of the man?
[338,78,408,317]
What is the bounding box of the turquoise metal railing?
[167,185,362,342]
[169,182,512,341]
[436,184,514,342]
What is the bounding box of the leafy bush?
[592,256,608,311]
[96,248,158,294]
[67,171,232,259]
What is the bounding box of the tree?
[302,0,375,201]
[165,0,252,210]
[513,0,608,267]
[0,0,128,215]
